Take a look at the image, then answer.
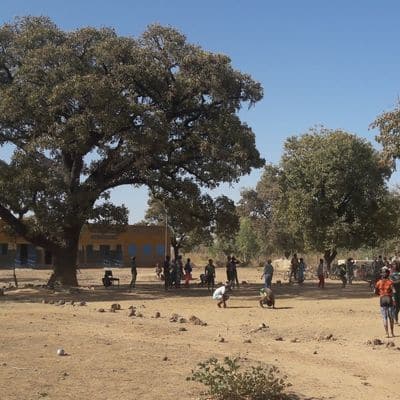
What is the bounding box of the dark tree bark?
[323,248,337,273]
[47,229,81,287]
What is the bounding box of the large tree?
[373,102,400,163]
[0,17,264,285]
[265,128,391,267]
[144,189,213,259]
[238,165,301,258]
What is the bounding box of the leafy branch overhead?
[0,16,263,284]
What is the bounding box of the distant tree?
[145,189,213,260]
[238,165,301,258]
[235,217,261,263]
[275,128,391,268]
[373,102,400,164]
[209,196,240,259]
[0,17,264,285]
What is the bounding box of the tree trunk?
[173,245,180,261]
[323,249,337,273]
[47,231,80,287]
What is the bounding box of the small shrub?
[187,356,293,400]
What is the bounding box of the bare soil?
[0,266,399,400]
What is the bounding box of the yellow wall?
[0,224,170,268]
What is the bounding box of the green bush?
[187,357,294,400]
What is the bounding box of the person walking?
[339,263,347,288]
[390,264,400,324]
[346,258,355,285]
[298,258,306,284]
[317,258,325,289]
[204,259,216,291]
[184,258,192,287]
[129,256,137,291]
[375,267,395,337]
[261,258,274,289]
[226,256,233,285]
[290,253,299,283]
[231,256,240,288]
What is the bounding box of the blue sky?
[1,0,400,222]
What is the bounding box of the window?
[0,243,7,255]
[128,244,137,256]
[86,245,93,256]
[143,244,152,256]
[156,244,164,256]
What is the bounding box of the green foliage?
[238,165,301,256]
[373,102,400,163]
[279,127,391,254]
[0,16,263,283]
[235,217,261,262]
[145,190,239,257]
[239,128,396,262]
[187,357,293,400]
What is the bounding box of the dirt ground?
[1,265,399,400]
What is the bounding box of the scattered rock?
[110,303,121,311]
[57,348,66,356]
[162,356,168,361]
[291,338,300,343]
[128,309,136,317]
[313,351,318,355]
[2,362,7,366]
[169,313,179,322]
[250,323,269,333]
[386,341,395,348]
[179,327,187,332]
[241,280,248,285]
[189,315,207,326]
[218,337,226,343]
[243,339,252,343]
[154,311,161,318]
[179,317,187,324]
[98,308,105,313]
[325,334,334,341]
[78,301,86,306]
[361,382,371,386]
[372,338,383,346]
[136,312,143,318]
[275,337,284,341]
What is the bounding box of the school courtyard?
[0,265,397,400]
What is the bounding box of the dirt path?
[0,267,399,399]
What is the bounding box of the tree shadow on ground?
[0,278,376,305]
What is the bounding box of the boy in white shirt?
[212,282,230,308]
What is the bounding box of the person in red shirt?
[375,267,395,338]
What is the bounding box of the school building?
[0,223,170,268]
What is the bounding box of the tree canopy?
[373,102,400,164]
[0,17,264,284]
[239,128,393,265]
